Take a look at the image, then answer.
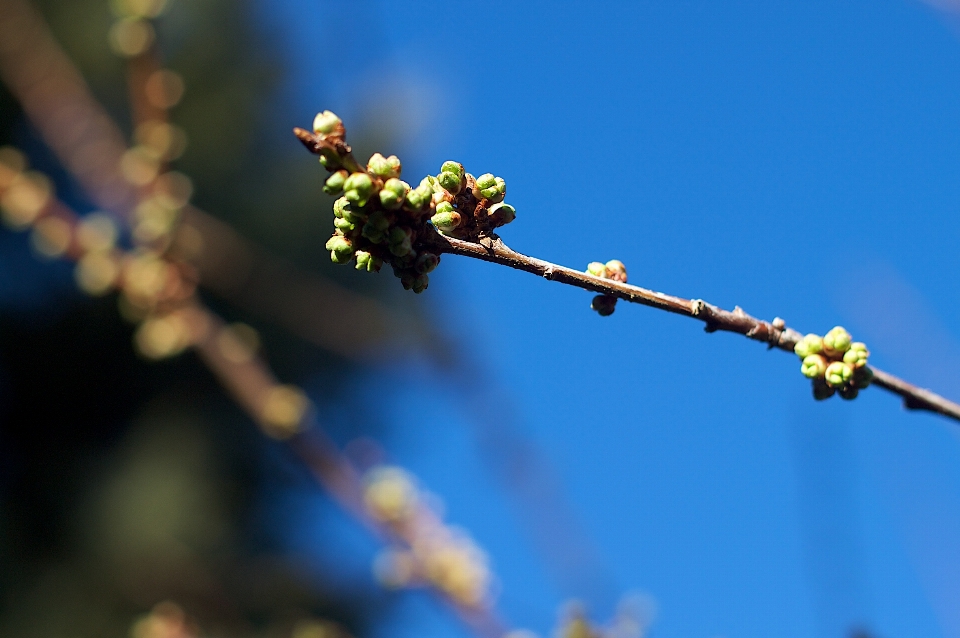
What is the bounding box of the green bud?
[437,170,463,195]
[440,161,464,179]
[325,234,355,264]
[473,173,506,203]
[379,178,410,210]
[398,270,416,290]
[824,361,853,388]
[323,170,349,196]
[591,294,617,316]
[313,110,342,135]
[800,354,828,379]
[333,197,350,219]
[343,172,375,207]
[319,151,341,170]
[431,209,462,233]
[823,326,852,357]
[367,153,401,179]
[812,378,835,401]
[586,262,608,277]
[838,386,860,401]
[488,202,516,227]
[405,184,432,210]
[605,260,627,283]
[794,334,823,359]
[388,227,413,257]
[842,342,869,368]
[412,273,429,294]
[362,211,391,244]
[415,252,440,274]
[333,217,355,232]
[853,366,874,389]
[355,250,383,273]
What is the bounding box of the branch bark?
[423,230,960,423]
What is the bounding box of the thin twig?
[423,230,960,423]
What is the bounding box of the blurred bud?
[75,252,120,295]
[325,234,355,264]
[77,213,119,253]
[355,250,383,273]
[412,274,429,294]
[794,334,823,359]
[415,252,440,275]
[374,549,417,589]
[838,385,860,401]
[605,260,627,283]
[591,295,617,316]
[135,312,191,360]
[812,378,836,401]
[319,150,341,170]
[823,326,852,357]
[586,262,608,277]
[367,153,402,179]
[260,385,311,438]
[30,216,72,258]
[343,172,374,207]
[1,172,52,229]
[843,342,870,368]
[853,365,874,389]
[488,202,516,227]
[364,466,418,524]
[800,354,827,379]
[108,17,154,57]
[323,170,349,196]
[472,173,506,203]
[380,178,410,210]
[313,110,342,135]
[824,361,853,388]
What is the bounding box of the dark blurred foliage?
[0,1,429,635]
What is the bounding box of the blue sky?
[262,2,960,637]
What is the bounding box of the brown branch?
[423,230,960,423]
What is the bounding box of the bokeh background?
[3,1,960,637]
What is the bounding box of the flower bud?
[842,342,869,368]
[812,378,836,401]
[319,150,340,170]
[412,273,429,294]
[388,226,413,257]
[355,250,383,273]
[362,211,391,244]
[333,196,350,219]
[838,386,860,401]
[605,260,627,283]
[398,270,416,290]
[853,366,873,389]
[472,173,506,203]
[794,334,823,359]
[586,262,608,277]
[488,202,516,227]
[325,234,355,264]
[591,294,617,316]
[343,172,374,207]
[367,153,401,179]
[405,184,432,210]
[824,361,853,388]
[323,169,349,195]
[379,178,410,210]
[415,252,440,274]
[441,161,464,179]
[823,326,852,357]
[312,110,342,135]
[437,170,463,196]
[333,216,355,232]
[800,354,827,379]
[431,202,462,233]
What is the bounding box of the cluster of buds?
[585,260,627,316]
[794,326,873,401]
[298,111,518,293]
[363,466,492,608]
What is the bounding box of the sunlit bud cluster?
[363,465,492,608]
[585,260,627,317]
[301,111,519,293]
[794,327,872,401]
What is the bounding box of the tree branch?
[423,230,960,423]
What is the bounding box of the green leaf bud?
[605,260,627,283]
[325,234,355,264]
[824,361,854,388]
[591,294,617,317]
[378,178,409,210]
[367,153,401,179]
[313,110,342,135]
[853,366,874,389]
[812,378,836,401]
[323,170,349,196]
[343,172,374,207]
[823,326,852,357]
[800,354,828,379]
[415,252,440,275]
[842,342,869,368]
[488,202,516,227]
[355,250,383,273]
[333,217,355,232]
[838,386,860,401]
[412,273,429,294]
[586,262,608,277]
[794,334,823,359]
